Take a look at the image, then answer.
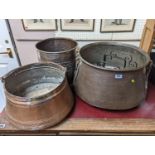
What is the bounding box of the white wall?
[55,19,146,47]
[9,19,55,65]
[9,19,146,65]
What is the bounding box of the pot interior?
[80,43,149,70]
[5,65,64,99]
[36,38,77,52]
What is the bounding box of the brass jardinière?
[74,42,151,110]
[36,37,78,84]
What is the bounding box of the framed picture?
[100,19,135,32]
[22,19,57,31]
[60,19,95,31]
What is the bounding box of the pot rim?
[79,41,151,72]
[36,37,78,54]
[3,62,67,105]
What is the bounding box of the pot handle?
[0,67,19,83]
[0,77,3,82]
[145,60,153,78]
[73,60,82,85]
[73,53,82,85]
[144,60,152,96]
[75,47,80,53]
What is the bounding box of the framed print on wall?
[22,19,57,31]
[100,19,135,32]
[60,19,95,31]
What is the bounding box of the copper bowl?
[2,62,74,130]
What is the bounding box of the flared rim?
[3,62,67,104]
[79,41,151,72]
[36,37,78,54]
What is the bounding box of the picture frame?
[60,19,95,31]
[22,19,57,31]
[100,19,136,32]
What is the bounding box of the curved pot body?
[74,42,151,110]
[36,37,78,84]
[3,63,74,130]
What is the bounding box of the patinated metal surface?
[36,37,78,84]
[74,42,151,110]
[2,63,74,130]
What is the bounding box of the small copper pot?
[2,62,74,130]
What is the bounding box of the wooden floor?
[1,111,155,135]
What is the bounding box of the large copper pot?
[36,37,78,84]
[74,42,151,110]
[2,63,74,130]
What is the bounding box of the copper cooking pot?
[74,42,151,110]
[2,62,74,130]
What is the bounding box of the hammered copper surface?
[74,42,151,110]
[3,63,74,130]
[36,38,78,84]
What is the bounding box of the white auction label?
[115,74,123,79]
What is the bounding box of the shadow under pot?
[74,42,151,110]
[36,37,78,84]
[2,62,74,130]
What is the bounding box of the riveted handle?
[73,58,82,85]
[73,46,82,85]
[0,66,20,83]
[146,60,153,78]
[144,60,153,96]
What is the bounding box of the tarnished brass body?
[36,38,78,84]
[74,42,151,110]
